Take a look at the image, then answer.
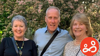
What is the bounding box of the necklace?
[15,39,24,56]
[74,40,81,56]
[74,39,81,46]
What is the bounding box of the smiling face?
[72,20,87,38]
[12,20,26,38]
[45,8,60,34]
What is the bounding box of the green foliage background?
[0,0,100,42]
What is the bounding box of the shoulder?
[64,41,73,51]
[1,37,11,42]
[27,40,36,44]
[95,44,100,56]
[24,40,37,48]
[60,29,73,40]
[27,40,37,47]
[60,29,69,34]
[35,27,46,33]
[0,37,11,46]
[65,41,73,47]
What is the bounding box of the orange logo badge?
[80,37,99,55]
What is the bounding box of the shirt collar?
[45,26,61,33]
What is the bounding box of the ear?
[12,27,13,32]
[86,30,87,31]
[86,28,87,32]
[58,17,60,23]
[25,27,27,32]
[45,16,47,23]
[59,17,60,23]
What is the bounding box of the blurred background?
[0,0,100,42]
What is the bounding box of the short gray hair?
[46,6,60,16]
[11,15,27,27]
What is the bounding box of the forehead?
[48,8,58,12]
[13,19,23,22]
[13,20,24,24]
[73,19,83,23]
[47,9,59,15]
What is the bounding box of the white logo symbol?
[82,40,97,53]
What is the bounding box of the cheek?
[24,29,26,32]
[72,27,75,33]
[56,20,60,24]
[81,26,87,30]
[72,26,75,30]
[45,19,47,23]
[46,19,50,24]
[84,28,87,31]
[12,27,15,32]
[58,20,60,24]
[23,28,27,32]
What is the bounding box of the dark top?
[0,37,37,56]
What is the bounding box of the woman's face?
[72,20,87,38]
[12,20,26,38]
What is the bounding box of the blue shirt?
[33,27,73,56]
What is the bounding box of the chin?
[75,35,81,37]
[50,29,56,31]
[14,35,23,38]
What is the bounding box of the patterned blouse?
[63,41,100,56]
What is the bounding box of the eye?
[14,25,17,27]
[73,23,77,26]
[80,23,84,25]
[20,25,24,27]
[48,17,52,19]
[54,17,58,19]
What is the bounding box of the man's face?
[45,8,60,34]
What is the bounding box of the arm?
[32,41,38,56]
[63,43,67,56]
[0,38,6,56]
[94,42,100,56]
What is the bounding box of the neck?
[14,36,24,41]
[48,29,55,34]
[74,35,88,45]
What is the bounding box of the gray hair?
[46,6,60,16]
[11,15,27,27]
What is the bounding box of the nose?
[17,27,21,30]
[76,25,79,28]
[51,18,55,23]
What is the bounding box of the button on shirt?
[33,27,73,56]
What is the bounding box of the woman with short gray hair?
[0,15,37,56]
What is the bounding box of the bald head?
[46,6,60,17]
